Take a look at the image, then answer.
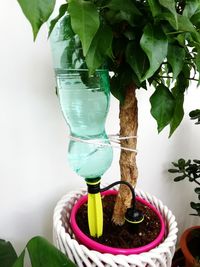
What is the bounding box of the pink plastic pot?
[70,190,165,255]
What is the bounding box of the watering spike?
[86,178,103,237]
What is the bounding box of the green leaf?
[195,48,200,84]
[12,251,25,267]
[172,161,179,167]
[191,202,200,210]
[191,10,200,28]
[177,15,200,43]
[86,25,113,72]
[140,25,168,81]
[27,236,76,267]
[159,0,178,29]
[17,0,56,40]
[178,158,186,169]
[167,44,185,80]
[195,187,200,194]
[110,67,133,103]
[193,159,200,164]
[174,175,186,182]
[105,0,141,16]
[169,81,185,137]
[150,84,175,132]
[147,0,162,17]
[57,15,75,42]
[48,4,68,37]
[183,0,200,18]
[126,42,149,82]
[169,96,184,137]
[168,169,180,173]
[68,0,100,56]
[0,239,18,267]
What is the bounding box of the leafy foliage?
[17,0,56,40]
[169,159,200,216]
[0,236,76,267]
[0,239,17,267]
[17,0,200,136]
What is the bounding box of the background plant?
[17,0,200,224]
[169,158,200,216]
[0,236,76,267]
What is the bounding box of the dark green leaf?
[68,0,100,56]
[178,158,186,168]
[57,15,75,42]
[110,67,133,103]
[195,187,200,194]
[168,169,180,173]
[17,0,56,40]
[0,239,18,267]
[194,159,200,164]
[48,4,68,37]
[150,84,175,132]
[167,44,185,80]
[147,0,162,17]
[12,251,25,267]
[27,236,76,267]
[174,175,186,182]
[185,159,191,166]
[177,15,200,43]
[159,0,178,29]
[189,109,200,119]
[189,109,200,124]
[105,0,141,16]
[183,0,200,18]
[172,161,179,167]
[195,48,200,85]
[169,83,185,137]
[126,42,149,82]
[140,25,168,81]
[191,202,200,210]
[86,25,113,73]
[191,10,200,28]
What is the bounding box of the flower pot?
[180,226,200,267]
[53,187,178,267]
[70,190,165,255]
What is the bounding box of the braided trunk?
[112,84,138,225]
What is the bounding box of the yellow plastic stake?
[86,179,103,238]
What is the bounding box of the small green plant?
[0,236,76,267]
[169,158,200,216]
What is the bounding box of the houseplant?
[16,0,199,265]
[169,158,200,267]
[0,236,76,267]
[17,0,200,224]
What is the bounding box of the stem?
[166,31,186,35]
[194,179,200,186]
[112,84,138,225]
[101,181,136,208]
[158,75,199,82]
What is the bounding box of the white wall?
[0,0,200,254]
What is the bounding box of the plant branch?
[158,75,199,82]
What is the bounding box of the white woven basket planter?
[53,187,178,267]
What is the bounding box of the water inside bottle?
[56,70,113,178]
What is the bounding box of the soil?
[76,195,161,248]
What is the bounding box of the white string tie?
[68,134,137,153]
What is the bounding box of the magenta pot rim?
[70,190,165,255]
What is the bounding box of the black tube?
[100,181,136,209]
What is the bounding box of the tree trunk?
[112,84,138,225]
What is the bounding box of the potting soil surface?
[75,195,161,248]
